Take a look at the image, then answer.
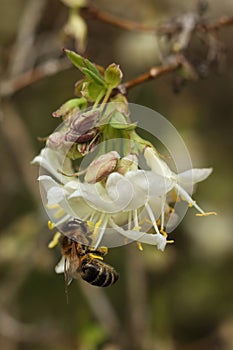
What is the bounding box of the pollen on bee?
[88,253,104,261]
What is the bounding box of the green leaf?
[84,58,104,79]
[65,49,104,79]
[64,49,86,69]
[82,68,106,86]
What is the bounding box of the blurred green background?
[0,0,232,349]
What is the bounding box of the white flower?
[144,147,215,230]
[34,147,173,250]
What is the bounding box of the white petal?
[178,168,213,186]
[47,186,67,205]
[144,147,172,178]
[32,147,74,183]
[109,219,167,251]
[38,175,60,192]
[106,172,141,210]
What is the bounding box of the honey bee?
[59,219,119,287]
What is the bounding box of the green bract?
[109,111,136,130]
[52,98,87,118]
[104,63,123,88]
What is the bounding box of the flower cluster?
[32,50,215,255]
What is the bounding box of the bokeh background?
[0,0,232,349]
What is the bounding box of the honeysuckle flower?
[144,146,215,230]
[34,147,173,250]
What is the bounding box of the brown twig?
[118,55,182,94]
[198,16,233,31]
[81,4,155,33]
[0,101,41,204]
[8,0,47,77]
[0,58,72,98]
[82,4,233,35]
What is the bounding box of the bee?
[59,219,119,287]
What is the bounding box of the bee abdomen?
[81,260,119,287]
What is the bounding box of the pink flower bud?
[47,132,65,149]
[85,151,120,184]
[71,110,100,134]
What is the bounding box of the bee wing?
[55,244,80,285]
[66,242,80,283]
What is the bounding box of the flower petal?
[178,168,213,186]
[109,218,167,251]
[144,147,172,178]
[32,147,74,183]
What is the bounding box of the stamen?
[93,219,102,237]
[145,203,161,235]
[166,240,174,244]
[175,184,208,215]
[128,211,132,230]
[138,217,153,226]
[196,212,217,217]
[133,209,139,228]
[48,231,61,248]
[54,208,66,219]
[93,215,108,249]
[137,242,143,251]
[48,221,55,230]
[87,220,94,228]
[160,227,168,238]
[160,195,166,231]
[46,203,60,210]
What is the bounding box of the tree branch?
[82,3,233,35]
[81,4,155,33]
[0,58,71,98]
[118,55,182,94]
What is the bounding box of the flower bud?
[71,109,100,135]
[85,151,120,184]
[47,132,66,149]
[104,63,123,88]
